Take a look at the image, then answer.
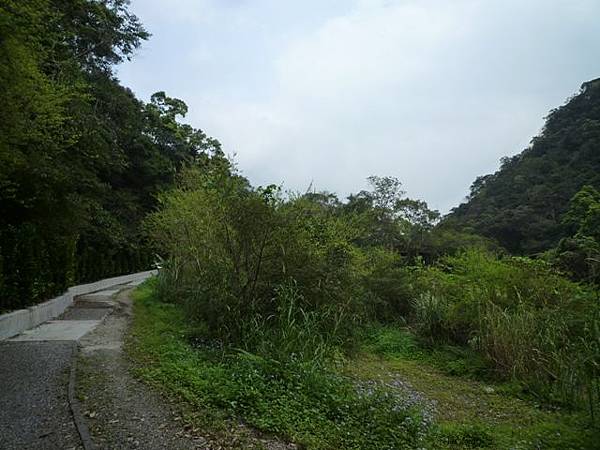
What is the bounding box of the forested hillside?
[447,79,600,255]
[2,2,598,448]
[0,0,226,310]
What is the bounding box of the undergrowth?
[362,324,490,379]
[410,250,600,419]
[130,281,598,449]
[129,279,428,449]
[355,325,598,449]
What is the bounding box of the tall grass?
[411,292,451,343]
[131,279,429,449]
[410,250,600,422]
[244,282,348,364]
[145,167,368,364]
[478,302,600,420]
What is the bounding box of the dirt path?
[77,289,212,449]
[78,287,304,450]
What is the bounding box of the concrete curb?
[0,270,157,341]
[69,342,95,450]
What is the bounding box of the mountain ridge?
[446,78,600,254]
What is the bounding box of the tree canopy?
[446,79,600,255]
[0,0,227,310]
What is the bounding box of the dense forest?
[447,79,600,263]
[1,1,599,449]
[0,0,226,310]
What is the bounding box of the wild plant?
[411,249,600,421]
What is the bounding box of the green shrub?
[131,282,429,449]
[410,249,600,419]
[545,235,600,285]
[146,166,369,360]
[361,248,414,321]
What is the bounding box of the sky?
[117,0,600,213]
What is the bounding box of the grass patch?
[128,280,428,449]
[352,325,598,449]
[361,325,490,379]
[129,281,598,449]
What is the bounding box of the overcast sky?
[117,0,600,212]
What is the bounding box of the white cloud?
[121,0,600,211]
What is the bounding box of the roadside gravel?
[0,341,83,450]
[77,289,211,449]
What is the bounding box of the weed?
[129,281,429,449]
[427,423,496,449]
[410,250,600,420]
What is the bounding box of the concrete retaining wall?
[0,270,157,341]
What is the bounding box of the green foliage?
[409,249,600,420]
[147,162,599,432]
[362,325,489,379]
[354,326,598,449]
[547,235,600,284]
[343,176,441,258]
[410,250,583,341]
[130,281,428,449]
[0,0,226,309]
[427,423,496,449]
[360,248,414,320]
[546,185,600,284]
[146,165,371,359]
[250,281,347,363]
[0,0,84,307]
[563,185,600,237]
[448,79,600,255]
[423,227,500,261]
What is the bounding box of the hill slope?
[447,78,600,254]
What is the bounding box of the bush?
[131,282,429,449]
[545,235,600,285]
[409,249,600,419]
[361,248,414,320]
[146,166,370,360]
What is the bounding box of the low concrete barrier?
[0,270,157,341]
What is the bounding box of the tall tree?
[0,0,227,309]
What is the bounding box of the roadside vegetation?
[130,281,427,449]
[3,1,599,448]
[0,1,225,310]
[410,250,599,418]
[133,162,599,448]
[356,326,597,449]
[130,277,597,449]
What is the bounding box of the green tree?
[448,78,600,254]
[1,0,215,308]
[547,186,600,283]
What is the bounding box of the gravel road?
[1,284,294,450]
[77,289,212,449]
[0,341,83,450]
